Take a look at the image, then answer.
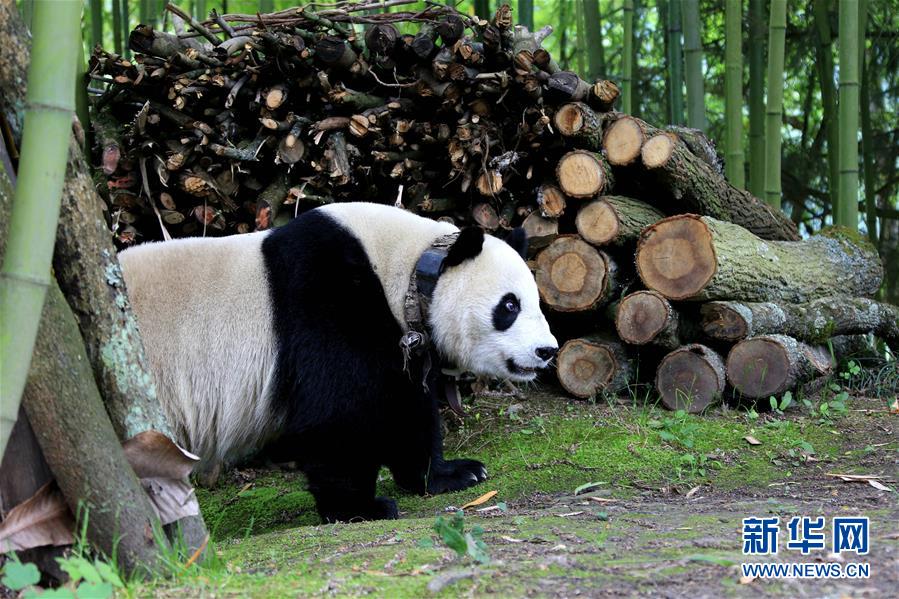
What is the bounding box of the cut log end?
[537,184,567,218]
[726,337,792,398]
[554,103,587,136]
[603,117,643,166]
[655,344,725,413]
[575,198,618,245]
[700,303,750,341]
[616,291,671,345]
[641,133,677,168]
[636,215,717,300]
[536,236,607,311]
[556,151,606,198]
[556,339,618,398]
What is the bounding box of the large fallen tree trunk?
[726,334,834,399]
[700,297,899,350]
[575,196,664,247]
[636,215,883,301]
[640,134,799,241]
[556,335,632,398]
[654,344,726,412]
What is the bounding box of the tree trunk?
[575,195,663,247]
[556,335,632,398]
[655,344,725,412]
[700,297,899,350]
[747,0,766,198]
[639,134,799,241]
[621,0,634,114]
[813,0,839,210]
[615,290,687,349]
[535,235,616,312]
[859,0,876,243]
[724,0,744,188]
[662,0,684,125]
[636,215,883,302]
[681,0,705,131]
[836,0,859,229]
[23,283,166,575]
[764,0,786,209]
[582,0,605,80]
[726,334,833,399]
[112,0,123,55]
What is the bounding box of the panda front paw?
[427,458,488,494]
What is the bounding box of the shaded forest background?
[35,0,899,301]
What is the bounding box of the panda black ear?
[504,227,528,259]
[442,227,484,271]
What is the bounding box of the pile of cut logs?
[89,2,896,411]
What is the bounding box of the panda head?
[428,227,558,382]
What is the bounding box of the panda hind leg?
[304,461,398,523]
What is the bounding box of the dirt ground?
[143,379,898,599]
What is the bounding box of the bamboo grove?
[73,0,899,303]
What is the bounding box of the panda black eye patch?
[492,293,520,331]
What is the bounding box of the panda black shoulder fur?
[119,202,557,522]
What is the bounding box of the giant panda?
[119,202,558,522]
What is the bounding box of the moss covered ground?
[131,378,898,597]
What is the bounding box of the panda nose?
[535,346,558,361]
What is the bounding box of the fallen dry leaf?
[744,435,762,446]
[587,496,615,504]
[123,430,201,524]
[461,490,497,510]
[890,398,898,414]
[501,535,525,543]
[685,486,701,498]
[0,482,75,552]
[739,574,756,584]
[868,480,892,492]
[556,511,584,518]
[825,473,884,481]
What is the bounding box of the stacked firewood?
[88,2,895,410]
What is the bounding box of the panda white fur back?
[120,202,557,521]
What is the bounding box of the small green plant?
[1,554,40,593]
[649,410,699,449]
[432,510,489,564]
[840,360,862,381]
[769,391,793,415]
[0,553,123,599]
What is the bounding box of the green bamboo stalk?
[763,0,786,209]
[621,0,634,114]
[682,0,705,131]
[518,0,534,30]
[632,0,642,117]
[112,0,123,54]
[859,0,876,242]
[582,0,606,79]
[0,0,80,458]
[724,0,744,188]
[575,0,586,77]
[748,0,765,198]
[89,0,103,49]
[195,0,207,20]
[260,0,274,12]
[474,0,490,18]
[664,0,684,125]
[813,0,839,212]
[559,0,570,71]
[121,0,131,58]
[75,41,90,155]
[21,0,34,29]
[836,0,860,229]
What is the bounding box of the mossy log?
[535,236,618,311]
[556,335,632,398]
[576,196,664,247]
[726,334,834,399]
[655,344,726,412]
[23,283,165,575]
[555,150,614,199]
[636,215,883,302]
[640,133,799,241]
[615,290,690,350]
[700,297,899,350]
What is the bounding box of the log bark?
[576,195,664,247]
[636,215,883,302]
[521,211,558,255]
[535,235,617,312]
[655,344,726,412]
[23,283,165,575]
[556,335,632,398]
[726,334,833,399]
[556,150,613,199]
[553,102,614,150]
[640,133,799,241]
[616,290,686,349]
[700,297,899,350]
